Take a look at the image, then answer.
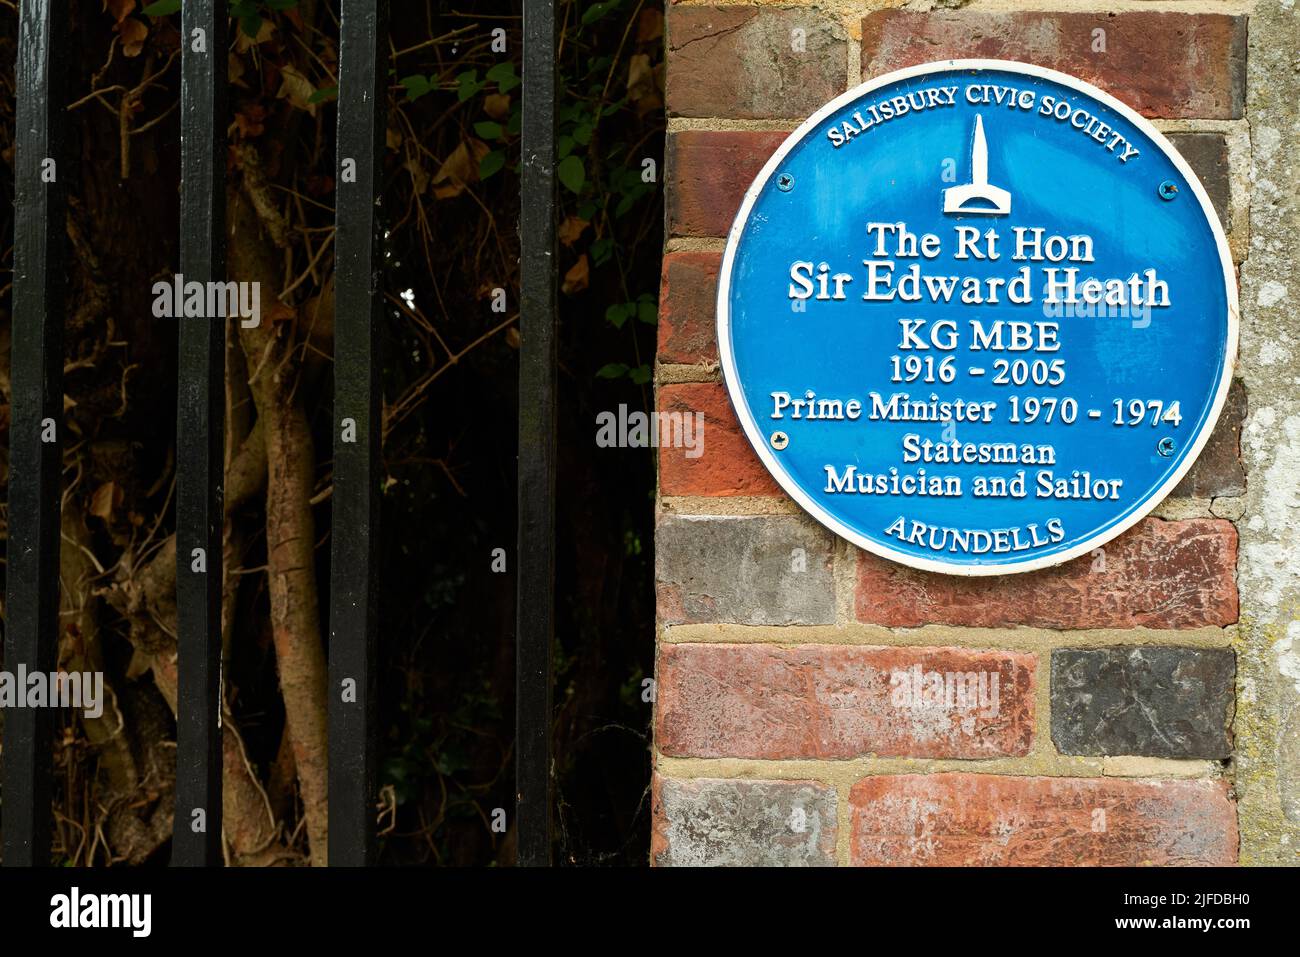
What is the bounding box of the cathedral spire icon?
[943,114,1011,216]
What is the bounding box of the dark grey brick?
[1168,132,1231,231]
[656,513,836,625]
[1174,377,1246,499]
[653,777,837,866]
[1051,647,1235,758]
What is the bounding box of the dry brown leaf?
[105,0,136,24]
[562,255,590,296]
[90,482,122,522]
[228,52,247,88]
[403,157,429,196]
[235,18,275,53]
[386,127,403,151]
[234,105,266,138]
[116,18,148,57]
[432,139,490,200]
[266,301,296,323]
[305,173,334,197]
[558,216,589,247]
[635,8,664,43]
[629,60,665,117]
[627,53,655,105]
[483,93,511,121]
[505,327,521,349]
[276,65,318,116]
[125,647,152,680]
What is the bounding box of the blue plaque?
[718,60,1237,575]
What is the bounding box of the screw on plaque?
[776,172,795,192]
[770,431,789,450]
[1158,180,1179,201]
[1157,437,1177,457]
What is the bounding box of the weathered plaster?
[1236,0,1300,865]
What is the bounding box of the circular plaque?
[718,60,1237,575]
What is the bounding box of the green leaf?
[266,0,300,9]
[486,62,520,93]
[478,150,506,180]
[456,70,483,103]
[573,122,593,147]
[590,237,614,266]
[557,155,585,194]
[637,300,657,325]
[581,1,622,27]
[308,85,338,105]
[400,74,432,101]
[557,135,575,159]
[142,0,181,14]
[239,14,262,38]
[596,363,629,380]
[605,303,633,329]
[474,121,504,140]
[506,107,522,136]
[628,364,653,386]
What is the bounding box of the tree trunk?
[229,184,331,865]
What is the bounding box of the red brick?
[658,251,721,366]
[658,382,779,497]
[667,130,790,237]
[657,644,1035,759]
[856,518,1238,630]
[849,774,1237,866]
[667,6,848,119]
[861,11,1246,119]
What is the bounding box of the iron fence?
[0,0,555,867]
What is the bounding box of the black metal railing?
[173,0,228,869]
[516,0,557,870]
[0,0,68,869]
[329,0,388,869]
[0,0,556,867]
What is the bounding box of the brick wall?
[652,1,1263,866]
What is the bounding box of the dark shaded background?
[0,0,661,866]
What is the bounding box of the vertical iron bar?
[516,0,558,867]
[173,0,227,867]
[330,0,388,867]
[1,0,68,868]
